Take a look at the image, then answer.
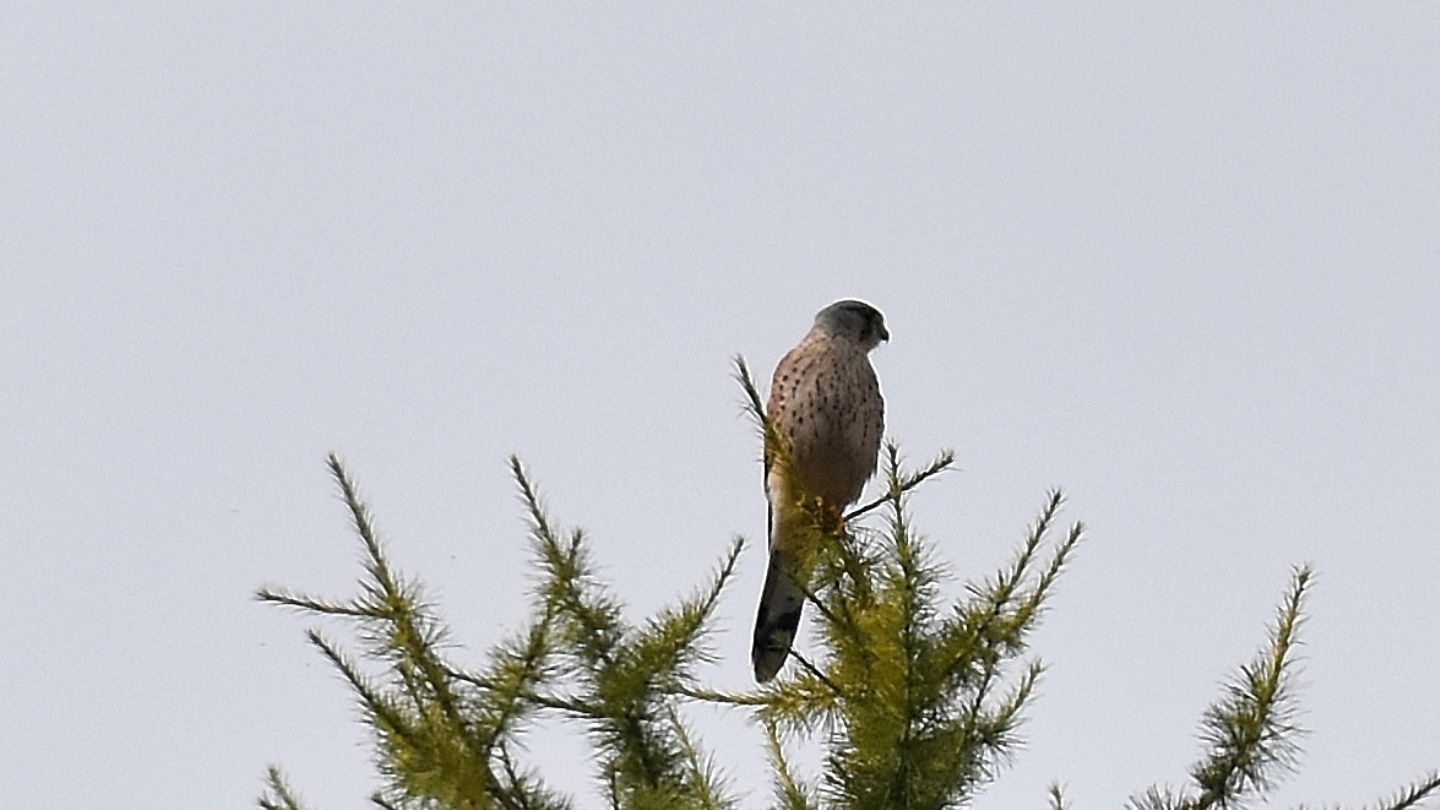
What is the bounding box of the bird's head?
[815,299,889,350]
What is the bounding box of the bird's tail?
[751,548,806,682]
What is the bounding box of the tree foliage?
[257,361,1437,810]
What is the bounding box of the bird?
[751,299,887,682]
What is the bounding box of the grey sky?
[3,4,1437,808]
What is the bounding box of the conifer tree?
[257,361,1437,810]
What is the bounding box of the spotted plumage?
[752,299,887,682]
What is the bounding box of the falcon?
[752,299,887,682]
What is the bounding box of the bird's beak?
[879,324,890,342]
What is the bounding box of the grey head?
[814,299,889,349]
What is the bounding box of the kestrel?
[751,299,888,682]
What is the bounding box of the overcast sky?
[3,4,1438,808]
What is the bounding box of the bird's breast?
[771,345,883,506]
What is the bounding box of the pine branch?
[1126,785,1188,810]
[1122,569,1439,810]
[473,613,558,755]
[513,456,626,669]
[973,658,1044,754]
[971,490,1067,628]
[306,630,424,762]
[756,666,846,736]
[626,536,744,688]
[667,706,736,810]
[1048,781,1070,810]
[847,446,956,522]
[508,456,745,807]
[940,490,1077,729]
[765,719,818,810]
[258,766,309,810]
[262,456,571,807]
[732,354,791,483]
[732,355,768,434]
[494,742,575,810]
[1368,771,1440,810]
[261,456,469,736]
[253,589,383,619]
[1007,518,1086,648]
[1189,566,1312,808]
[674,684,771,708]
[309,628,504,805]
[368,794,402,810]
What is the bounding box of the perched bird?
[751,299,887,682]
